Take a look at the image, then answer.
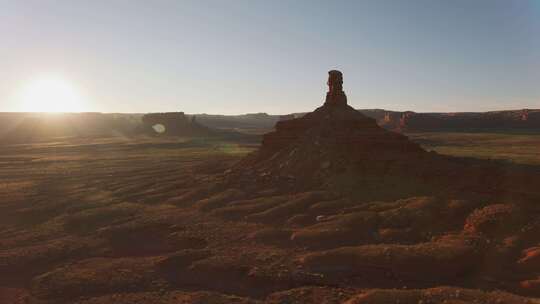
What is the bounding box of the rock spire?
[324,70,347,106]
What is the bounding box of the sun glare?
[17,77,87,113]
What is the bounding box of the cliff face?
[361,109,540,132]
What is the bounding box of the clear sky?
[1,0,539,114]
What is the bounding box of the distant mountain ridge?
[1,109,538,143]
[360,108,540,132]
[195,108,540,133]
[0,112,142,142]
[140,112,253,140]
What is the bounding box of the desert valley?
[1,71,539,304]
[2,2,540,302]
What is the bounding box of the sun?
[17,76,87,113]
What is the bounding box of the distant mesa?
[195,108,540,134]
[279,114,296,121]
[363,108,540,132]
[141,112,212,137]
[140,112,256,141]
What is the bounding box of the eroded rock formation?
[229,70,435,195]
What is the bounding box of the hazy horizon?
[2,106,540,117]
[2,0,539,115]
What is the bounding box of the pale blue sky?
[1,0,539,114]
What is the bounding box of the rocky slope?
[228,98,432,196]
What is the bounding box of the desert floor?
[1,133,539,303]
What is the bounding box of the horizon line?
[1,107,539,116]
